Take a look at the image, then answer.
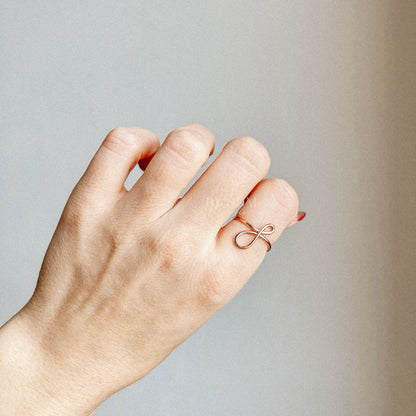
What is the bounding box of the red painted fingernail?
[286,211,306,229]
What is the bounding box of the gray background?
[1,1,415,415]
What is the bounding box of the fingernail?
[285,211,306,229]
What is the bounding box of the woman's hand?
[0,124,302,415]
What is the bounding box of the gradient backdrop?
[1,1,415,415]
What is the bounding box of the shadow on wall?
[392,2,416,415]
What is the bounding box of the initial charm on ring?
[233,217,275,252]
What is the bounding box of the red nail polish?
[296,211,306,222]
[286,211,306,229]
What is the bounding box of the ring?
[233,217,275,252]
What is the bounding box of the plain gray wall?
[1,1,415,415]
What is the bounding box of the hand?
[0,124,302,415]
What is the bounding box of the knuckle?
[269,178,299,214]
[226,136,271,175]
[61,203,82,229]
[183,123,215,145]
[103,127,141,155]
[165,126,213,165]
[147,229,191,272]
[160,240,182,267]
[107,222,135,252]
[60,199,91,238]
[182,123,211,133]
[199,278,228,307]
[197,270,229,307]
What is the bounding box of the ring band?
[233,217,275,252]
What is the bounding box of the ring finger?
[215,178,300,294]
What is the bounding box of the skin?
[0,124,302,415]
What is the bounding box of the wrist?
[0,309,104,416]
[0,311,56,415]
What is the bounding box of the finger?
[176,136,270,233]
[215,178,299,293]
[78,127,160,199]
[126,123,215,219]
